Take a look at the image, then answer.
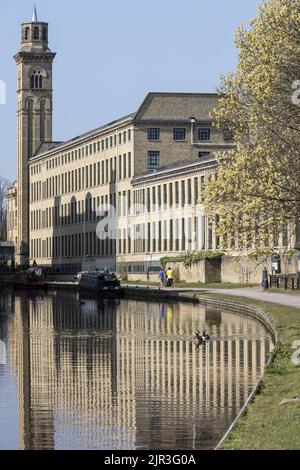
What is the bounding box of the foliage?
[248,248,298,260]
[160,251,224,269]
[205,0,300,247]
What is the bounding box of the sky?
[0,0,261,182]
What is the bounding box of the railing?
[269,274,300,291]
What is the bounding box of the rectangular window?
[148,128,160,140]
[181,180,186,207]
[187,179,192,205]
[163,184,167,209]
[147,188,151,213]
[119,155,122,180]
[169,219,174,251]
[169,183,173,208]
[101,161,105,185]
[123,154,127,179]
[157,185,162,209]
[152,186,156,211]
[158,221,162,252]
[148,151,160,170]
[223,129,233,141]
[175,181,179,207]
[200,176,205,203]
[128,152,132,178]
[199,151,211,159]
[147,223,151,252]
[97,162,100,185]
[194,177,199,205]
[152,222,156,252]
[105,160,108,183]
[173,128,186,140]
[198,128,211,141]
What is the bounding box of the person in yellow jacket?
[166,267,174,288]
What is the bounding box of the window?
[25,27,30,41]
[199,151,211,159]
[198,128,211,141]
[223,129,233,141]
[128,152,132,178]
[30,70,43,89]
[148,151,160,170]
[187,179,192,205]
[33,27,39,40]
[173,128,186,141]
[148,128,160,140]
[42,27,48,41]
[181,181,186,207]
[175,182,179,206]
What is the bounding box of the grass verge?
[201,293,300,450]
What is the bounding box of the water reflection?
[0,289,273,450]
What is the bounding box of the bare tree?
[0,176,11,241]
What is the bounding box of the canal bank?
[205,295,300,450]
[122,286,300,449]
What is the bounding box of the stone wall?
[221,255,298,284]
[166,258,221,284]
[125,254,298,285]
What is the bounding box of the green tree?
[205,0,300,251]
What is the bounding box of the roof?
[32,5,38,22]
[31,112,135,161]
[132,156,216,185]
[30,92,220,162]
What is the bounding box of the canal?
[0,288,273,450]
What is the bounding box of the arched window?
[33,27,39,40]
[25,27,30,41]
[30,70,43,89]
[42,28,48,41]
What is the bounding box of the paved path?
[122,285,300,309]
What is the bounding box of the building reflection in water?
[2,289,273,450]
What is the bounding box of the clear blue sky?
[0,0,261,182]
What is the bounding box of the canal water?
[0,288,273,450]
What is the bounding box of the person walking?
[262,267,269,290]
[166,267,174,288]
[158,267,165,288]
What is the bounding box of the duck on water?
[194,330,210,346]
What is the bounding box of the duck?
[202,330,210,341]
[194,330,204,345]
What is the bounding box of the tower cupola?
[21,6,49,52]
